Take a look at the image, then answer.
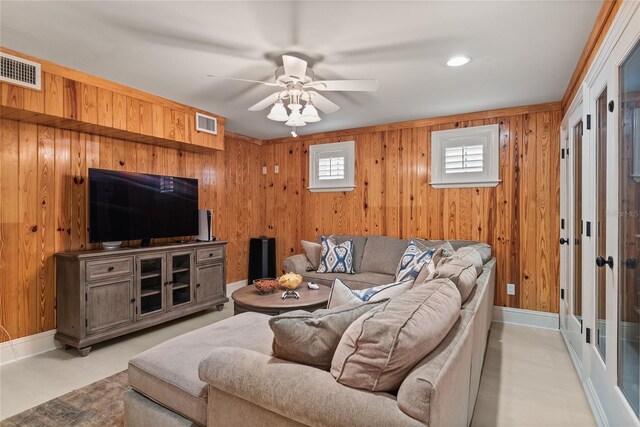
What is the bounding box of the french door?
[566,5,640,424]
[561,101,586,368]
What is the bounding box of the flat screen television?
[89,168,199,244]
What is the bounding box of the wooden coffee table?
[232,283,330,315]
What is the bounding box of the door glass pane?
[596,87,608,361]
[618,41,640,417]
[573,121,583,320]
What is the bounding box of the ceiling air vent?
[195,112,217,135]
[0,52,41,90]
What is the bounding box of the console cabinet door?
[167,250,195,310]
[86,278,135,335]
[196,261,225,304]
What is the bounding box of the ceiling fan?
[208,54,378,137]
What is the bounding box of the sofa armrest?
[283,254,310,274]
[199,347,423,427]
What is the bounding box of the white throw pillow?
[327,278,413,309]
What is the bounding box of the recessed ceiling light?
[447,56,471,67]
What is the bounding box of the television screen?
[89,168,199,243]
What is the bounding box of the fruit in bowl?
[252,278,280,295]
[278,272,303,290]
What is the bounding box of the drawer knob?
[209,253,213,257]
[108,266,114,272]
[130,298,136,303]
[196,283,201,288]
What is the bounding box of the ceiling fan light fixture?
[447,56,471,67]
[288,103,303,112]
[267,102,289,121]
[285,110,306,127]
[300,103,320,123]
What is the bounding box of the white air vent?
[195,112,217,135]
[0,53,41,90]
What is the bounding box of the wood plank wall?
[0,121,262,342]
[261,106,562,314]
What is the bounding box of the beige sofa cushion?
[359,236,408,275]
[128,312,273,425]
[430,257,479,303]
[331,278,461,391]
[302,271,394,289]
[301,240,321,270]
[269,301,384,370]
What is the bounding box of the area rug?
[1,370,128,427]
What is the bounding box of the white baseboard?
[0,329,62,366]
[0,279,248,366]
[492,306,560,331]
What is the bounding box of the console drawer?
[85,257,133,281]
[196,247,224,263]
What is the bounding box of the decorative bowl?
[278,272,303,290]
[253,278,280,294]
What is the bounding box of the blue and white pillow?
[317,236,355,274]
[327,277,413,309]
[395,241,436,282]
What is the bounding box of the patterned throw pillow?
[327,277,413,309]
[395,241,436,282]
[317,236,355,274]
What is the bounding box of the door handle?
[196,283,201,288]
[559,238,569,245]
[624,258,637,269]
[596,256,614,269]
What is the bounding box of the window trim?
[430,124,501,188]
[308,140,356,192]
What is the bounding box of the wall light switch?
[262,166,267,175]
[507,283,516,295]
[274,165,280,173]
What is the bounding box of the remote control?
[307,283,319,290]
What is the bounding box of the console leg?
[216,304,224,311]
[78,347,91,357]
[63,344,72,350]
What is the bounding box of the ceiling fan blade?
[248,92,284,111]
[306,91,340,114]
[282,55,307,80]
[206,75,279,87]
[305,79,379,92]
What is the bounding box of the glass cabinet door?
[618,40,640,417]
[137,254,166,318]
[596,87,608,362]
[167,251,194,309]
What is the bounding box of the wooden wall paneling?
[185,113,194,145]
[550,111,561,313]
[2,82,23,109]
[37,126,56,331]
[80,83,98,125]
[151,104,164,138]
[0,119,20,340]
[97,87,113,127]
[112,92,127,130]
[126,97,140,134]
[163,107,175,140]
[54,129,71,253]
[63,79,78,120]
[536,111,552,312]
[70,131,87,251]
[139,101,153,136]
[23,86,44,114]
[44,73,64,117]
[174,110,186,143]
[18,122,39,337]
[519,113,538,310]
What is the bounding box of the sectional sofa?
[124,236,496,426]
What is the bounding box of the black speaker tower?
[248,236,276,284]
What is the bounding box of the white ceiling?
[0,1,602,140]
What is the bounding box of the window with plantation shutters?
[431,124,500,188]
[309,141,355,192]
